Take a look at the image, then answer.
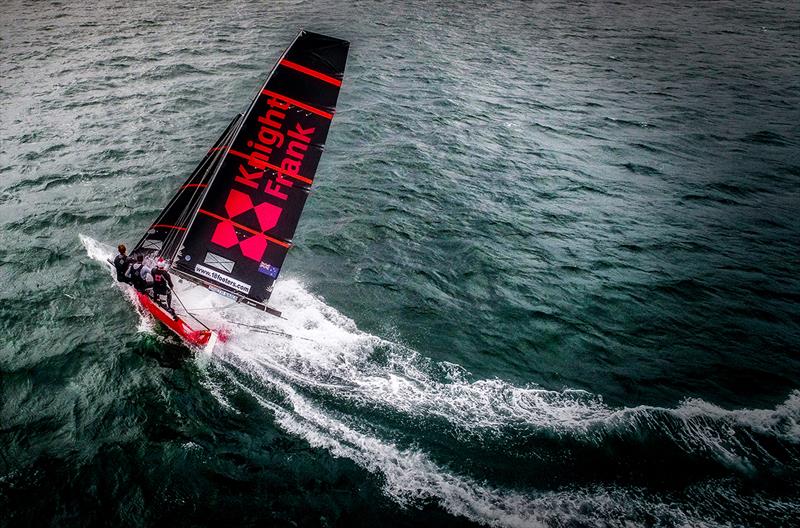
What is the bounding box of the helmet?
[156,258,167,269]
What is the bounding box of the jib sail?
[172,30,349,310]
[133,113,243,261]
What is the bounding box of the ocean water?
[1,0,799,526]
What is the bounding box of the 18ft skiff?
[118,31,348,350]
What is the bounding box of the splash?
[211,277,799,525]
[217,273,800,454]
[81,234,800,527]
[80,234,154,334]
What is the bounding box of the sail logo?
[209,189,281,261]
[194,264,251,294]
[206,94,318,263]
[232,95,316,199]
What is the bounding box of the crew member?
[151,258,175,315]
[111,244,132,283]
[127,254,151,292]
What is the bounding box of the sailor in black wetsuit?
[152,258,175,315]
[111,244,133,283]
[127,254,150,293]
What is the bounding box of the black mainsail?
[139,31,349,313]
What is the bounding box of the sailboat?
[116,30,349,351]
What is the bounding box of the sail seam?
[152,224,187,231]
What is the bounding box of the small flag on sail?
[258,261,281,279]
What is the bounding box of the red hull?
[136,291,212,347]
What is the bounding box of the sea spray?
[82,233,800,527]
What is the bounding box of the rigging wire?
[223,321,317,342]
[222,322,318,343]
[170,286,316,343]
[169,287,210,330]
[177,302,238,312]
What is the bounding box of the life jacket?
[152,268,170,294]
[113,254,129,280]
[130,263,147,290]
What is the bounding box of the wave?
[215,274,799,459]
[81,234,800,527]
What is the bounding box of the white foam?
[223,276,800,444]
[80,234,154,334]
[223,361,545,527]
[221,354,733,528]
[80,233,799,527]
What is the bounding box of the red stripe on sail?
[227,149,314,185]
[198,209,291,248]
[261,89,333,120]
[152,224,187,231]
[280,59,342,87]
[181,184,207,189]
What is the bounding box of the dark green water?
[2,0,799,526]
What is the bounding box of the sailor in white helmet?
[151,257,175,315]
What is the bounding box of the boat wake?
[81,234,800,527]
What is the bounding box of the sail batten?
[280,59,343,87]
